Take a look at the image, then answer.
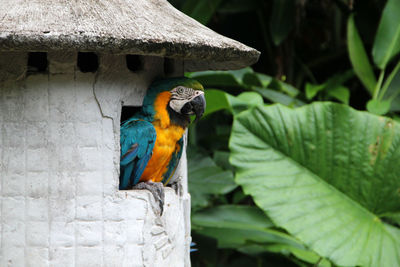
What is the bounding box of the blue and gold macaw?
[120,77,206,214]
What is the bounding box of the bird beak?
[191,92,206,123]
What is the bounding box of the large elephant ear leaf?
[230,102,400,267]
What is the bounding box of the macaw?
[119,77,206,214]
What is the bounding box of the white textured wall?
[0,52,191,267]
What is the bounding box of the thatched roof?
[0,0,260,71]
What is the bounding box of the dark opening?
[126,55,143,72]
[27,52,48,73]
[77,52,99,73]
[120,106,141,124]
[164,58,175,76]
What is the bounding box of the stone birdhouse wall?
[0,51,191,267]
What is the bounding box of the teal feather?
[119,120,156,189]
[161,137,184,185]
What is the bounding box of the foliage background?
[167,0,400,266]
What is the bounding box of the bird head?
[143,77,206,125]
[168,84,206,123]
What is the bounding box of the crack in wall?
[92,72,114,122]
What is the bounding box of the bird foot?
[134,181,165,216]
[169,176,183,196]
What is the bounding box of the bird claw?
[134,181,165,216]
[170,176,183,196]
[190,242,198,253]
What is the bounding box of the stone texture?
[0,52,191,267]
[0,0,259,71]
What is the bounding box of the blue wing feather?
[120,144,139,166]
[161,137,184,185]
[119,119,156,189]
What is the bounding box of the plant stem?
[379,60,400,101]
[295,57,318,84]
[373,69,385,100]
[314,257,323,267]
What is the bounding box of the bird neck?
[153,91,172,128]
[167,105,190,129]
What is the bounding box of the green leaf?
[327,85,350,104]
[230,102,400,267]
[188,68,253,88]
[181,0,223,25]
[236,92,264,107]
[305,83,325,100]
[213,150,232,171]
[305,70,353,103]
[228,68,255,85]
[195,227,300,249]
[204,89,264,117]
[187,71,241,88]
[204,89,231,117]
[192,205,274,230]
[242,73,264,87]
[188,149,236,210]
[240,244,331,267]
[347,15,377,94]
[279,81,300,97]
[225,94,253,115]
[372,0,400,69]
[285,247,331,267]
[382,61,400,107]
[266,77,300,97]
[192,206,307,252]
[254,73,274,88]
[367,99,391,115]
[253,87,304,107]
[269,0,295,46]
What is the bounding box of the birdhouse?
[0,1,259,266]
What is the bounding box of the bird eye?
[177,87,184,94]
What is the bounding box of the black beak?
[191,93,206,123]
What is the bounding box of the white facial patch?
[169,86,203,114]
[169,98,191,114]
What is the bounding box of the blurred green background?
[168,0,400,266]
